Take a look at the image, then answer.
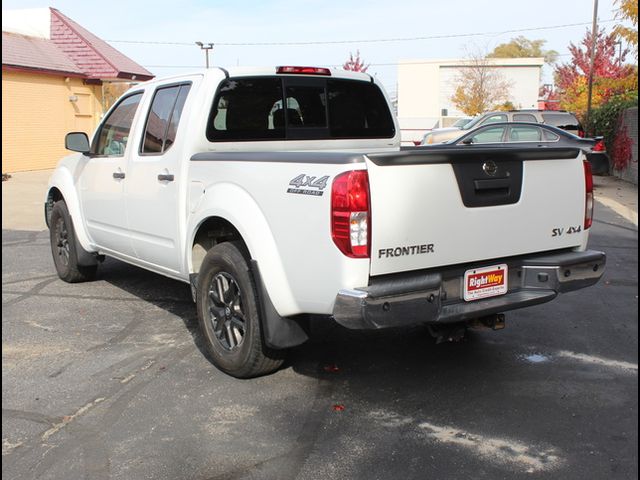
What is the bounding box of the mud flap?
[249,260,309,349]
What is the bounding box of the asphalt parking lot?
[2,181,638,480]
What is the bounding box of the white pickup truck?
[46,66,605,378]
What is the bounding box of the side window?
[541,113,581,131]
[513,113,537,122]
[479,114,507,125]
[93,93,143,156]
[542,129,560,141]
[141,83,191,154]
[207,78,284,141]
[509,125,542,142]
[164,85,191,150]
[466,126,506,144]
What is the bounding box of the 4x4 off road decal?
[287,174,329,196]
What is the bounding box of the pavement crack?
[2,290,194,305]
[2,409,59,426]
[2,277,59,307]
[88,317,141,352]
[24,320,56,332]
[1,231,43,247]
[41,397,105,441]
[2,274,58,286]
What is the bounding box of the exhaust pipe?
[468,313,506,331]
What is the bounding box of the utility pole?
[585,0,599,131]
[195,42,214,68]
[615,41,623,66]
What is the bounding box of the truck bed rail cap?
[191,152,366,165]
[368,147,581,166]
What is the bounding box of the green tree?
[487,36,558,64]
[613,0,638,59]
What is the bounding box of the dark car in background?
[418,122,609,174]
[421,109,585,146]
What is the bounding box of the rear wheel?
[49,201,97,283]
[196,242,285,378]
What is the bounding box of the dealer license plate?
[463,264,508,302]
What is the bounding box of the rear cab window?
[206,76,394,141]
[541,112,582,133]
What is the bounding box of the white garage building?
[397,57,544,145]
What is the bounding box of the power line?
[109,19,615,47]
[143,53,579,70]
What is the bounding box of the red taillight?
[578,129,585,138]
[276,66,331,76]
[592,139,606,152]
[331,170,370,258]
[584,160,594,229]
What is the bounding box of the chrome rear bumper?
[332,250,606,329]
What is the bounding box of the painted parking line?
[417,421,564,474]
[555,350,638,372]
[596,196,638,226]
[369,410,564,474]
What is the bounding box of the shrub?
[612,125,634,170]
[587,92,638,149]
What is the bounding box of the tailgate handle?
[474,178,510,192]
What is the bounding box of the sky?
[1,0,632,98]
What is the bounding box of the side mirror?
[461,138,473,145]
[65,132,90,154]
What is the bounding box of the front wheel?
[49,200,97,283]
[196,242,285,378]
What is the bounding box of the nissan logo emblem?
[482,161,498,176]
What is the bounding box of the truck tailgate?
[366,148,588,276]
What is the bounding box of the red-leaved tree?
[554,29,637,116]
[343,50,369,72]
[538,84,561,110]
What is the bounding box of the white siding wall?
[399,57,544,121]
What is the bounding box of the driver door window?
[93,93,143,156]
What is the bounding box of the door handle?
[157,174,175,182]
[113,172,125,179]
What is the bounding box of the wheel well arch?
[191,216,250,275]
[45,187,64,228]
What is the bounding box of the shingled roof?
[50,9,153,81]
[2,7,153,82]
[2,31,84,76]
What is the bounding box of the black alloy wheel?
[207,272,246,351]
